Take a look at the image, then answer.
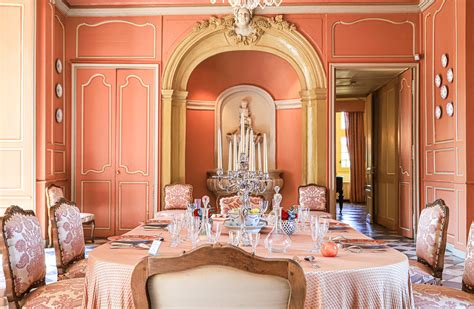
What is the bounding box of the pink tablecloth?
[84,223,414,308]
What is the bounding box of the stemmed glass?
[228,230,241,246]
[259,201,269,214]
[249,232,260,255]
[309,216,320,253]
[212,223,222,244]
[189,219,200,249]
[168,222,182,248]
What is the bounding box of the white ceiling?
[335,67,407,98]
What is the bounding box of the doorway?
[330,64,420,238]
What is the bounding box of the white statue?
[234,8,255,37]
[239,98,252,127]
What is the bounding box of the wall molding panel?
[0,0,35,212]
[76,20,157,59]
[331,18,417,58]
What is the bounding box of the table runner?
[83,223,414,308]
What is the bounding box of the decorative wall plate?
[440,85,448,100]
[435,106,442,119]
[447,68,454,83]
[55,58,62,74]
[446,102,454,117]
[55,108,63,123]
[55,83,63,98]
[434,74,442,88]
[441,54,449,68]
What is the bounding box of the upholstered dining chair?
[298,184,328,213]
[162,184,193,213]
[131,244,306,309]
[50,198,88,280]
[218,195,264,215]
[0,205,84,308]
[409,199,449,285]
[46,184,95,245]
[413,221,474,307]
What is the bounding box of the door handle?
[116,170,121,175]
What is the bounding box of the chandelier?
[209,0,283,10]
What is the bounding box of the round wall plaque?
[446,102,454,117]
[441,54,449,68]
[55,58,62,74]
[447,68,454,83]
[55,83,63,98]
[55,108,63,123]
[434,74,442,88]
[440,85,448,100]
[435,106,442,119]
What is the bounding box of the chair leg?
[90,220,95,243]
[48,222,53,248]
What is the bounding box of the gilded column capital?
[300,88,327,103]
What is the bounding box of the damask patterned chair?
[413,221,474,307]
[46,184,95,244]
[0,206,84,308]
[298,184,328,213]
[160,184,193,216]
[131,244,306,308]
[409,199,449,285]
[218,195,264,215]
[50,198,88,280]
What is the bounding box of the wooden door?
[75,69,117,237]
[115,69,155,234]
[375,79,399,230]
[398,69,414,238]
[364,94,374,223]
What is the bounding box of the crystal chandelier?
[209,0,283,10]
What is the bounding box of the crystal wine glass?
[249,232,260,255]
[309,216,320,253]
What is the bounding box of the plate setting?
[440,85,448,100]
[447,68,454,83]
[434,74,442,88]
[435,106,442,119]
[446,102,454,117]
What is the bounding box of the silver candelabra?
[214,151,270,246]
[214,152,270,207]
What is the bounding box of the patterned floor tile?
[338,203,464,290]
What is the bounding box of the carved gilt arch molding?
[161,14,327,201]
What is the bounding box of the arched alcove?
[161,14,327,205]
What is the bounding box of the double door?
[75,67,155,237]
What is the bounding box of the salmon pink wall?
[421,0,470,251]
[55,9,426,220]
[36,2,70,239]
[187,51,300,101]
[185,110,215,203]
[186,51,301,206]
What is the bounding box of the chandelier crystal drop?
[210,0,283,10]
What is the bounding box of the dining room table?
[83,217,414,309]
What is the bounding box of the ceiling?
[335,67,407,98]
[64,0,420,8]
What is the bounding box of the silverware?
[304,256,319,269]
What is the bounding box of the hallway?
[337,203,465,289]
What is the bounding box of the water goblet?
[309,216,321,253]
[259,201,269,214]
[213,223,222,244]
[249,232,260,255]
[168,223,181,248]
[228,230,241,246]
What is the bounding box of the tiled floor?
[337,203,465,289]
[0,203,465,306]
